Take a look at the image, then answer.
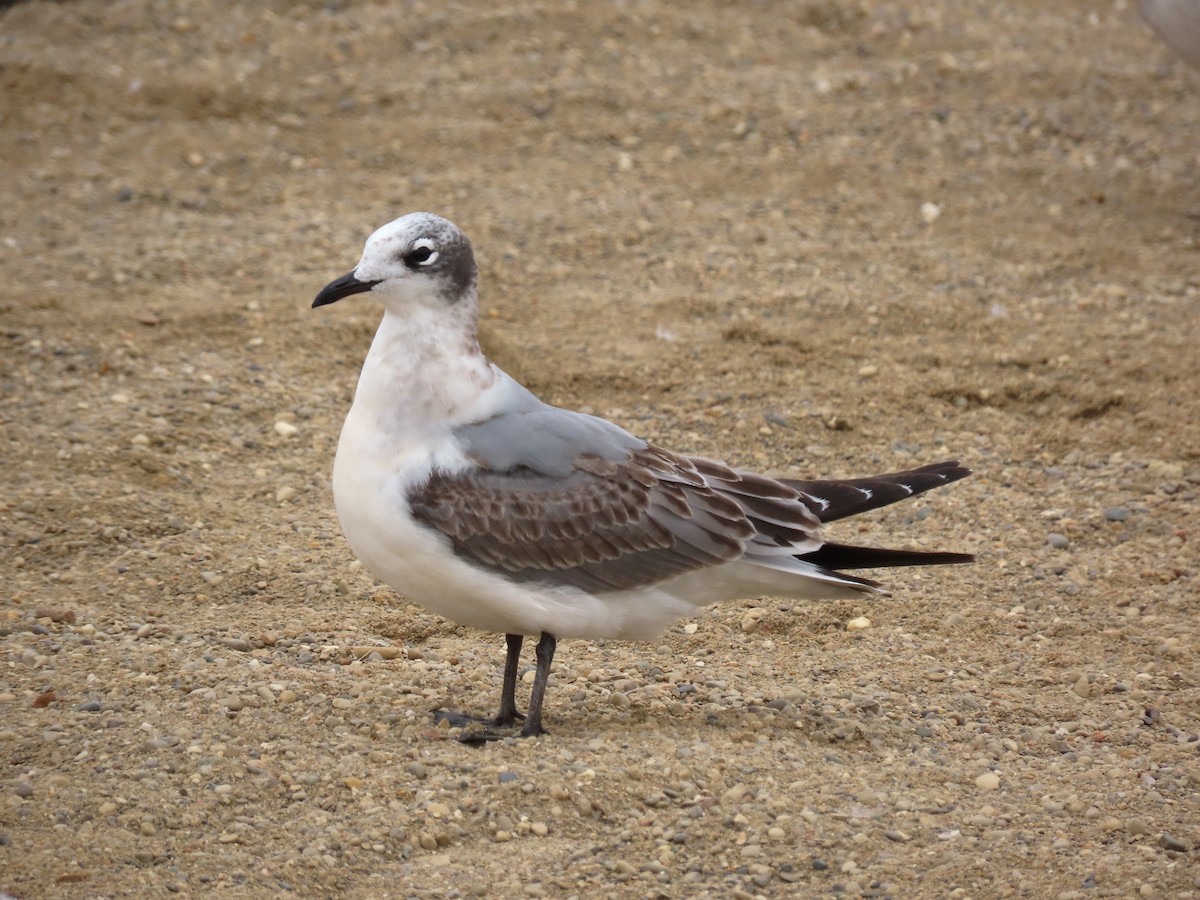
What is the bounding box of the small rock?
[33,607,76,624]
[1104,507,1129,522]
[846,616,871,632]
[1046,533,1069,550]
[274,421,299,439]
[975,772,1000,791]
[741,608,765,633]
[1159,833,1188,852]
[920,201,942,223]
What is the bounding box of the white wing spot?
[855,486,873,499]
[899,483,914,494]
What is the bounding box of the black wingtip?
[802,542,975,571]
[783,459,972,524]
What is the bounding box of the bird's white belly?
[329,418,690,640]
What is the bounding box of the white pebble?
[975,772,1000,791]
[274,421,299,438]
[846,616,871,632]
[921,202,942,223]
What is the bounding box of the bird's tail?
[800,541,974,571]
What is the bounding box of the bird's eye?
[405,238,439,268]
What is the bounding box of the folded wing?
[409,402,971,595]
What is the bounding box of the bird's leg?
[436,634,528,743]
[493,633,526,726]
[518,632,556,738]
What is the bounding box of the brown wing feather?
[407,445,756,592]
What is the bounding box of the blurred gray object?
[1139,0,1200,68]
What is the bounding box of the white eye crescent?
[407,238,439,267]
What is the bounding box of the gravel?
[2,0,1199,897]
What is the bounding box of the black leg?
[494,633,525,726]
[519,632,556,738]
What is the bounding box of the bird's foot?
[432,708,537,744]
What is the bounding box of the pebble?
[741,608,765,632]
[348,645,401,659]
[975,772,1000,791]
[1046,532,1069,549]
[1104,507,1129,522]
[920,201,942,223]
[846,616,871,632]
[274,421,299,438]
[1071,674,1092,698]
[1159,833,1188,852]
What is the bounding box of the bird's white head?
[312,212,478,314]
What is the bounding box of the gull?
[313,213,973,741]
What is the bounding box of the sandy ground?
[2,0,1198,896]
